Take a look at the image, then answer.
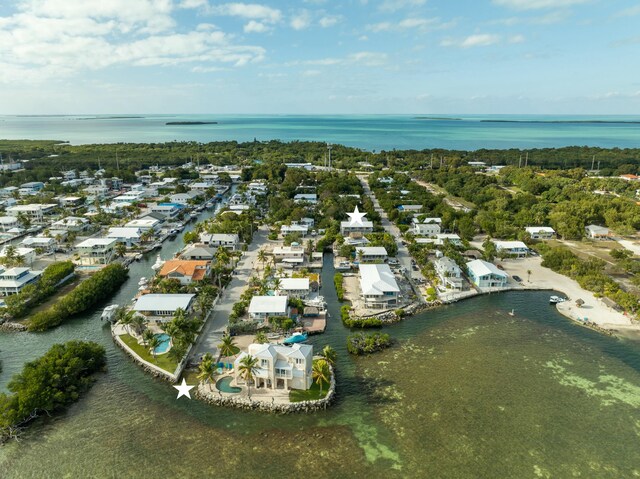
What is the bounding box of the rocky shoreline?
[194,368,336,413]
[0,317,27,332]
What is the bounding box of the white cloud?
[319,14,343,28]
[441,34,502,48]
[613,5,640,17]
[347,51,388,66]
[290,10,312,30]
[302,69,322,77]
[492,0,590,10]
[379,0,427,12]
[0,0,266,83]
[244,20,270,33]
[209,3,282,23]
[509,34,525,43]
[367,17,449,33]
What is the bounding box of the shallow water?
[1,250,640,477]
[2,114,640,150]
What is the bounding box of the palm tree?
[257,249,267,270]
[312,359,331,394]
[271,277,282,294]
[357,248,364,263]
[237,354,259,398]
[148,336,162,360]
[215,246,230,267]
[218,333,239,358]
[197,353,217,391]
[254,330,268,344]
[142,329,154,347]
[164,321,181,348]
[321,345,337,367]
[306,239,315,255]
[131,314,146,336]
[115,242,127,258]
[119,309,136,336]
[527,269,532,282]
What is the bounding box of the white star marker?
[347,205,367,227]
[173,379,195,399]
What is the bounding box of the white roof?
[248,295,288,314]
[281,224,308,232]
[273,246,304,255]
[0,216,17,224]
[359,264,400,295]
[201,233,239,242]
[525,226,555,233]
[341,220,374,228]
[134,294,195,312]
[493,240,528,250]
[125,219,159,228]
[586,224,609,234]
[413,216,442,224]
[107,227,142,239]
[356,246,388,256]
[279,278,310,290]
[466,259,508,278]
[77,238,117,247]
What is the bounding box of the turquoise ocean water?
[1,114,640,150]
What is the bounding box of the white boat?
[138,277,148,286]
[151,254,165,271]
[101,304,119,322]
[549,295,565,304]
[335,261,351,271]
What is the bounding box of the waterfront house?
[273,244,305,265]
[492,240,529,258]
[466,259,508,288]
[0,246,36,266]
[150,203,182,219]
[414,222,441,237]
[76,238,117,265]
[340,220,374,236]
[234,343,313,391]
[158,260,210,285]
[0,216,18,232]
[133,293,195,320]
[6,204,57,224]
[277,277,310,298]
[248,295,289,322]
[525,226,556,240]
[199,233,240,250]
[585,224,613,240]
[434,256,463,290]
[0,267,43,296]
[18,181,45,196]
[21,236,57,253]
[51,216,90,232]
[359,263,400,309]
[125,218,161,232]
[170,191,202,205]
[355,246,388,263]
[106,227,143,247]
[179,244,216,261]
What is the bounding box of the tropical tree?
[527,269,532,282]
[271,276,282,293]
[254,330,268,344]
[257,249,267,270]
[118,309,136,335]
[321,345,337,367]
[142,329,154,347]
[218,333,239,358]
[131,314,146,336]
[357,248,364,264]
[115,242,127,258]
[312,359,331,394]
[237,354,259,398]
[197,353,216,390]
[215,246,230,267]
[148,336,162,360]
[164,321,181,347]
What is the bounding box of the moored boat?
[101,304,119,322]
[549,295,565,304]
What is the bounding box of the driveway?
[189,226,269,361]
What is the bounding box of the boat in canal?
[282,331,308,345]
[101,304,119,322]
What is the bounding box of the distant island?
[414,116,463,121]
[481,119,640,124]
[78,116,145,120]
[166,121,218,125]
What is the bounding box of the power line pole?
[327,143,332,170]
[518,155,522,168]
[591,155,595,171]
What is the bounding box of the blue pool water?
[153,334,171,355]
[216,376,242,394]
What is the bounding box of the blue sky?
[0,0,639,114]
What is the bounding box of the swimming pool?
[216,376,242,394]
[153,334,171,355]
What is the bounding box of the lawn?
[289,382,329,402]
[119,334,178,373]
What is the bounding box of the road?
[188,226,269,361]
[358,175,426,288]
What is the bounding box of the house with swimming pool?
[133,293,195,322]
[234,343,313,391]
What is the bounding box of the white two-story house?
[76,238,117,265]
[359,263,400,309]
[234,343,313,391]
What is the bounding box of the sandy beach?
[499,257,640,335]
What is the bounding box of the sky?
[0,0,640,114]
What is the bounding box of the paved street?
[359,176,426,295]
[189,226,269,361]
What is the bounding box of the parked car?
[513,275,523,282]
